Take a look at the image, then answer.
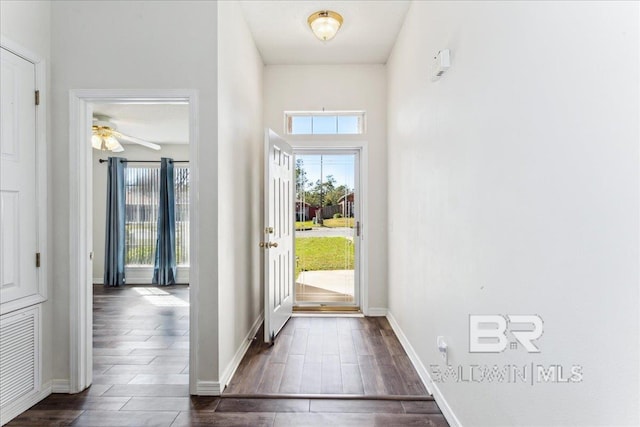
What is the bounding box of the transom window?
[285,111,365,135]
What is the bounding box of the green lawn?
[322,217,355,228]
[295,237,354,278]
[295,220,315,230]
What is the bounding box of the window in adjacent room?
[124,166,190,267]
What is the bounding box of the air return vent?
[0,307,39,409]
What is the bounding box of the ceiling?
[90,2,410,137]
[91,103,189,145]
[239,0,411,65]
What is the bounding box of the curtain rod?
[98,159,189,164]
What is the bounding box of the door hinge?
[356,221,361,237]
[35,90,40,106]
[36,252,41,268]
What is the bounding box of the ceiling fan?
[91,114,161,152]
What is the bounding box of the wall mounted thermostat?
[431,49,451,81]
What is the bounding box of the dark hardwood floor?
[225,316,430,397]
[7,285,448,426]
[92,285,190,388]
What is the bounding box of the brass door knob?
[259,242,265,248]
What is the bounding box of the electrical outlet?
[430,49,451,81]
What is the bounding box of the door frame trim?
[291,143,370,315]
[68,89,200,394]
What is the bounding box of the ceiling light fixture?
[90,115,161,152]
[92,123,124,152]
[307,10,343,41]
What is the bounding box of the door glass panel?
[295,154,356,304]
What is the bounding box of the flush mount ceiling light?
[307,10,343,41]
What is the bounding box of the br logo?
[469,315,543,353]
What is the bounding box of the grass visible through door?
[295,237,354,278]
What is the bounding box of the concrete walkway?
[296,269,355,296]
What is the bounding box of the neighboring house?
[296,200,328,221]
[338,192,355,217]
[295,200,312,221]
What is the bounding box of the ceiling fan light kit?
[91,131,124,152]
[308,10,343,41]
[91,114,161,152]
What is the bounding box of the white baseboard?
[196,380,222,396]
[194,312,264,397]
[366,307,388,316]
[0,381,52,426]
[219,312,264,391]
[51,379,71,393]
[386,311,462,427]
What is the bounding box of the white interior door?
[0,47,38,311]
[263,129,294,343]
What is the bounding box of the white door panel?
[0,47,38,306]
[263,129,294,343]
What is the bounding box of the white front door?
[0,47,38,311]
[263,129,294,343]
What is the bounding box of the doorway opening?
[68,90,199,395]
[293,150,360,310]
[89,102,191,392]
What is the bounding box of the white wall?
[1,1,51,59]
[50,0,219,388]
[217,1,265,383]
[264,64,388,313]
[387,1,639,426]
[0,0,53,392]
[92,144,190,283]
